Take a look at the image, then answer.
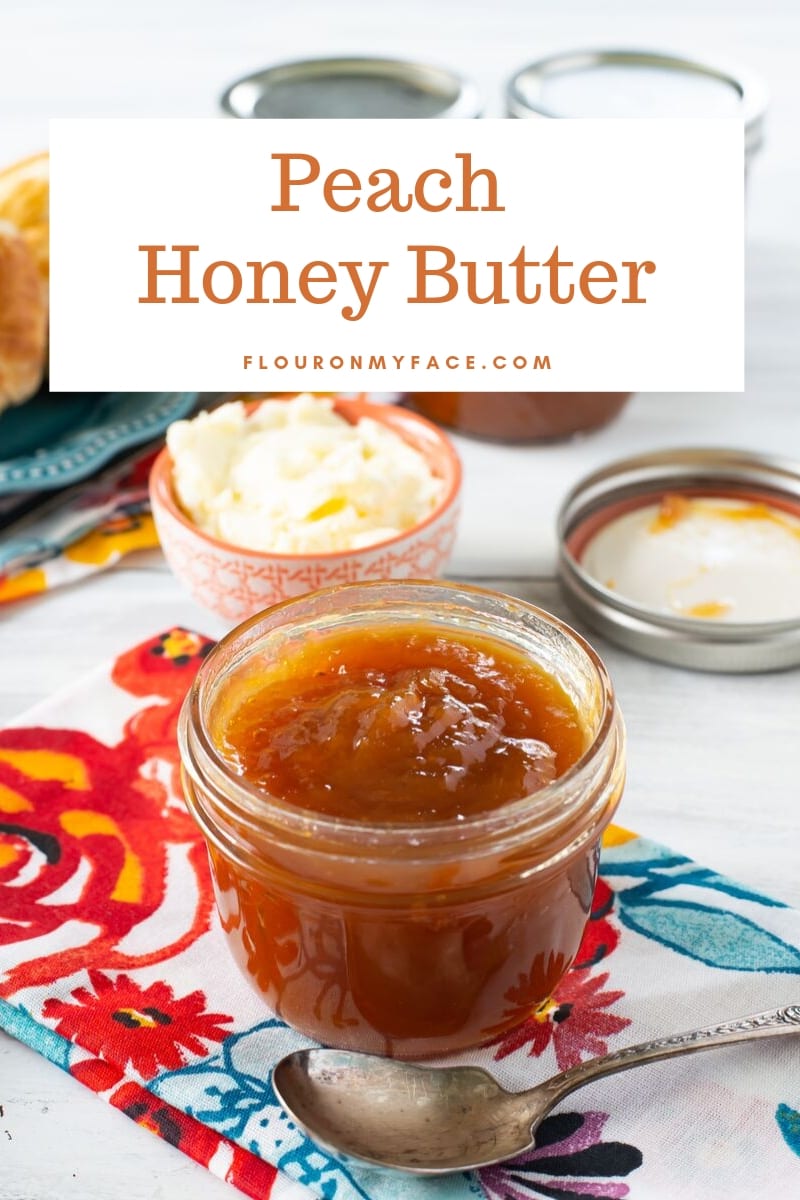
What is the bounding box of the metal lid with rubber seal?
[557,448,800,673]
[221,57,481,120]
[507,49,767,160]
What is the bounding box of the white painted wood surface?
[1,0,799,1195]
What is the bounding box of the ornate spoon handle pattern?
[538,1004,800,1108]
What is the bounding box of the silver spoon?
[273,1004,800,1174]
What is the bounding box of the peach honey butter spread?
[218,623,586,823]
[190,613,615,1057]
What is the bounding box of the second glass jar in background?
[407,392,631,443]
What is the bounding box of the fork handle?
[537,1004,800,1108]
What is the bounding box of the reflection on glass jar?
[179,581,625,1058]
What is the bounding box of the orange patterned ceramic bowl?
[149,398,462,625]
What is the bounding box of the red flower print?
[493,969,631,1071]
[573,877,621,970]
[43,970,232,1079]
[0,630,217,998]
[112,628,214,699]
[109,1081,278,1200]
[67,1063,280,1200]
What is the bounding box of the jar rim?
[179,580,620,857]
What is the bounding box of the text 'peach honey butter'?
[179,581,626,1058]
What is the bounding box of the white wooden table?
[2,0,799,1195]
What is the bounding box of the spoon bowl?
[272,1049,549,1173]
[273,1004,800,1175]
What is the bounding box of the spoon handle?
[537,1004,800,1108]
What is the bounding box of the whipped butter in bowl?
[558,449,800,672]
[167,394,444,554]
[150,394,462,625]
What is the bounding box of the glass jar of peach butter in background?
[178,581,625,1059]
[406,393,630,442]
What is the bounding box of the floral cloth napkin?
[0,449,159,604]
[1,629,800,1200]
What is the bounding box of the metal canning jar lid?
[557,448,800,673]
[507,49,767,158]
[221,57,481,119]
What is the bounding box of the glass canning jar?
[406,393,630,442]
[178,580,625,1058]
